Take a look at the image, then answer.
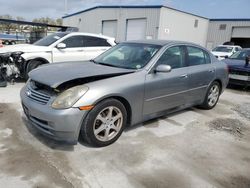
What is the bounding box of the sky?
[0,0,249,21]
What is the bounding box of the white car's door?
[52,35,86,63]
[52,35,112,63]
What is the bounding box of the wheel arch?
[92,95,132,127]
[213,79,223,94]
[25,57,50,69]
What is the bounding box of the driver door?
[143,46,188,116]
[52,36,86,63]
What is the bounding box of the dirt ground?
[0,83,250,188]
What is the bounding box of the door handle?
[77,50,84,52]
[180,74,188,78]
[209,69,215,73]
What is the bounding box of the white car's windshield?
[212,46,233,53]
[34,33,68,46]
[94,43,161,69]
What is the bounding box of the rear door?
[143,45,188,116]
[185,45,216,104]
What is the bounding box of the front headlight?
[52,85,89,109]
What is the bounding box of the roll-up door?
[126,18,146,41]
[232,27,250,38]
[102,20,117,38]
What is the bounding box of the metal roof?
[62,5,208,20]
[0,18,70,29]
[210,19,250,21]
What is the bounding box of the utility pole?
[64,0,68,15]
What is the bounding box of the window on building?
[187,46,210,66]
[219,24,227,30]
[194,19,199,28]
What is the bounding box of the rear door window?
[187,46,210,66]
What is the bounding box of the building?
[207,19,250,49]
[62,5,250,49]
[63,5,209,46]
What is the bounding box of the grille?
[229,69,250,76]
[26,88,51,104]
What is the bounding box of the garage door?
[126,19,146,41]
[102,20,117,38]
[232,27,250,38]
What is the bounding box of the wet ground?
[0,83,250,188]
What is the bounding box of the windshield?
[94,43,161,69]
[212,46,233,53]
[34,33,68,46]
[229,50,250,60]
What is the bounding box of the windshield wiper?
[97,62,119,68]
[90,59,98,63]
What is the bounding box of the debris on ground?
[208,118,246,138]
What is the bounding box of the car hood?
[223,58,250,72]
[0,44,51,53]
[211,51,232,57]
[29,61,135,88]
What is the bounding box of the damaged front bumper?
[20,84,88,144]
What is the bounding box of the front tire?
[25,60,43,80]
[80,98,127,147]
[200,81,221,109]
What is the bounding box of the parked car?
[222,49,250,87]
[211,45,241,60]
[0,32,115,80]
[20,40,228,147]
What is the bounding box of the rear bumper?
[20,86,87,144]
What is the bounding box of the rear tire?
[200,81,221,109]
[25,60,43,80]
[80,98,127,147]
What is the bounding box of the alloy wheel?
[93,106,123,142]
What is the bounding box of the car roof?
[54,32,115,40]
[217,45,241,47]
[122,40,201,47]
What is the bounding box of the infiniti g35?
[20,40,229,147]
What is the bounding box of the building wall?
[207,20,250,50]
[158,7,209,46]
[63,8,161,42]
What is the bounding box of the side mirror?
[155,64,172,73]
[56,43,66,49]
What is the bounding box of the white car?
[0,32,116,79]
[211,45,242,60]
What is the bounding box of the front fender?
[21,52,52,63]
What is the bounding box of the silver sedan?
[20,40,229,147]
